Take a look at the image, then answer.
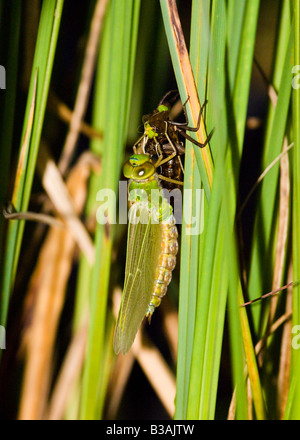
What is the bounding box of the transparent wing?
[113,204,162,354]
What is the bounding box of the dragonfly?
[114,92,213,354]
[113,153,179,354]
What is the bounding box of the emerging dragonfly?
[114,92,212,354]
[113,154,179,355]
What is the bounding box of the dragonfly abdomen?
[146,216,178,318]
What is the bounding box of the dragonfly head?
[123,154,156,181]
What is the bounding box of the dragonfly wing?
[113,204,162,354]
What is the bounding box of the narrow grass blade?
[0,0,64,328]
[247,29,294,333]
[285,0,300,419]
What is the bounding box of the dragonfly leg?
[177,155,184,174]
[133,134,150,155]
[155,138,163,157]
[178,126,215,148]
[167,99,214,149]
[157,174,184,185]
[157,89,179,107]
[164,121,177,154]
[154,136,178,168]
[155,151,177,167]
[132,133,146,150]
[152,139,164,167]
[168,99,208,132]
[163,121,185,174]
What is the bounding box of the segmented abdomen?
[146,215,178,317]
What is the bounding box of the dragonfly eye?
[123,155,155,179]
[132,162,155,180]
